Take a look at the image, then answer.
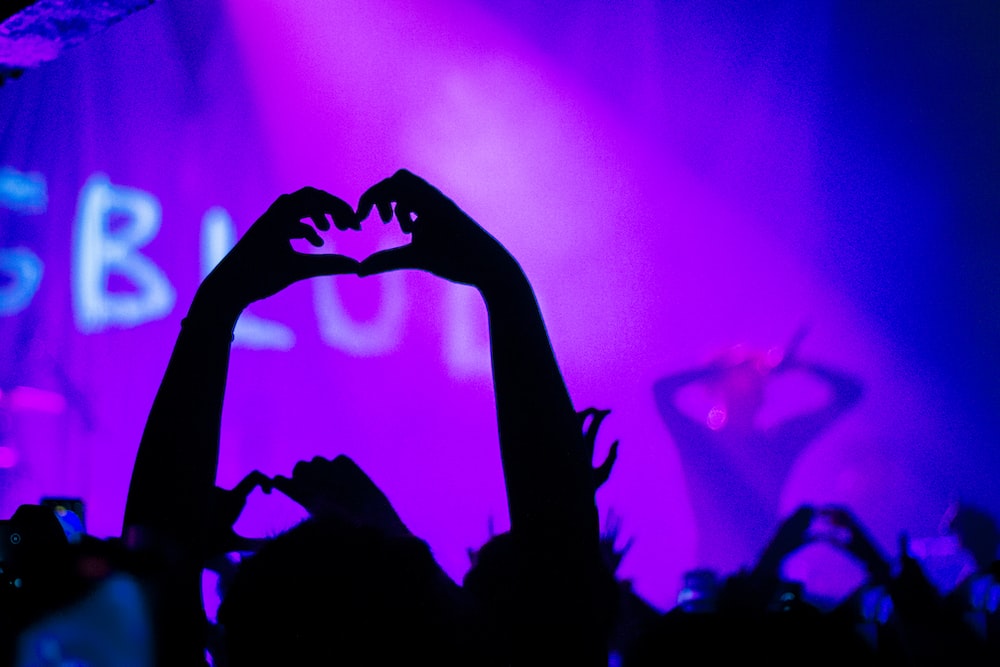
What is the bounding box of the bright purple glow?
[0,0,996,613]
[0,446,18,469]
[7,386,67,414]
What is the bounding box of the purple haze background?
[0,0,997,609]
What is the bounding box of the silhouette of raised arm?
[767,354,864,449]
[357,170,604,665]
[817,505,892,586]
[121,188,358,664]
[652,359,733,435]
[654,338,862,441]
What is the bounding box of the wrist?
[180,315,238,341]
[477,261,530,303]
[184,283,244,336]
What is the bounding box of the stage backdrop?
[0,0,997,609]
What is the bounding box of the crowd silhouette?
[1,170,998,666]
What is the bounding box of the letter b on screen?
[73,174,175,332]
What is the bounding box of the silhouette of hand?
[891,531,943,613]
[271,455,411,538]
[599,508,633,574]
[756,505,815,575]
[355,169,518,289]
[816,505,891,583]
[579,407,619,490]
[203,187,360,312]
[206,470,272,556]
[769,323,810,373]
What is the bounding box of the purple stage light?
[0,446,18,468]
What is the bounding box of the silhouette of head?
[708,347,769,429]
[463,530,518,652]
[217,513,493,666]
[464,529,619,662]
[942,502,1000,570]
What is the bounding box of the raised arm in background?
[121,188,358,664]
[654,330,863,445]
[357,169,605,665]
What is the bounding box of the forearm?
[480,269,596,541]
[796,361,863,407]
[123,283,241,545]
[652,366,723,425]
[653,365,720,395]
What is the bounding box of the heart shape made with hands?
[805,507,856,545]
[294,198,413,273]
[281,170,516,288]
[215,170,515,316]
[283,171,440,277]
[217,456,411,546]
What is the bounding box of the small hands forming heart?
[270,455,411,538]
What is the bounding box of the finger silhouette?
[593,439,619,489]
[582,409,612,448]
[293,187,358,231]
[293,220,325,247]
[230,470,272,498]
[395,203,416,234]
[269,474,310,506]
[322,195,360,231]
[308,213,330,233]
[357,177,397,224]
